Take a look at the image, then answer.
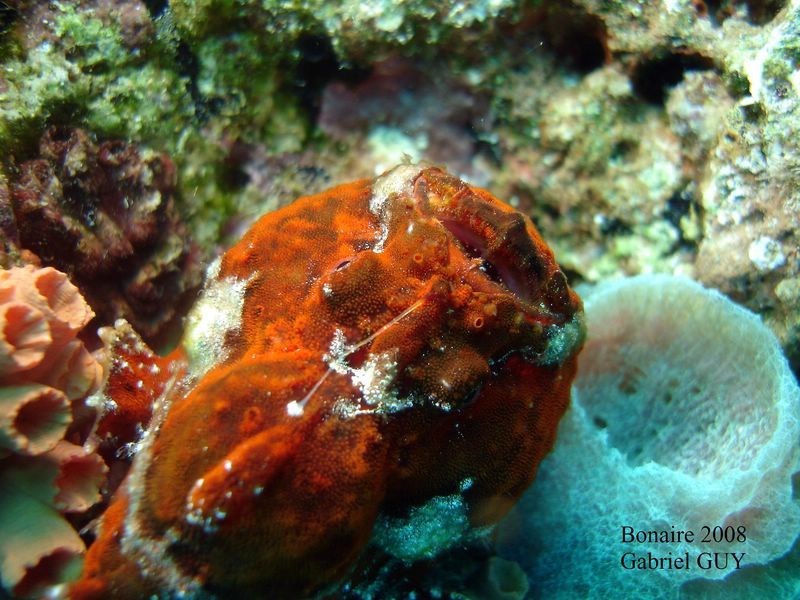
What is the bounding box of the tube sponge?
[496,275,800,599]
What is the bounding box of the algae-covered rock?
[485,0,800,370]
[694,1,800,372]
[0,4,192,152]
[0,3,307,248]
[170,0,520,58]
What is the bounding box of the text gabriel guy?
[620,525,746,571]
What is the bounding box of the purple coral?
[5,127,202,347]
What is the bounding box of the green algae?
[0,0,523,248]
[0,42,82,149]
[0,3,309,247]
[171,0,519,58]
[194,32,306,148]
[0,4,193,152]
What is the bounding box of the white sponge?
[496,275,800,599]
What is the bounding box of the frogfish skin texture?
[70,165,585,599]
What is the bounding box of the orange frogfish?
[71,165,585,599]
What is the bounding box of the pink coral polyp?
[0,265,107,596]
[0,303,51,373]
[0,265,101,401]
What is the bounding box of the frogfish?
[71,165,585,599]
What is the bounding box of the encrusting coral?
[496,275,800,599]
[2,126,203,348]
[0,264,107,597]
[69,164,584,599]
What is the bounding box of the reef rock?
[5,126,202,347]
[70,165,584,599]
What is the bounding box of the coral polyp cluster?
[0,265,101,447]
[70,165,584,599]
[0,265,106,596]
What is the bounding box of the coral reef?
[2,3,799,353]
[2,0,800,596]
[2,127,202,347]
[486,0,800,372]
[0,1,306,249]
[496,275,800,599]
[170,0,519,57]
[70,165,584,598]
[692,4,800,373]
[0,265,106,597]
[0,2,192,162]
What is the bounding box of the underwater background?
[0,0,799,598]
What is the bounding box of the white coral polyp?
[497,275,800,599]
